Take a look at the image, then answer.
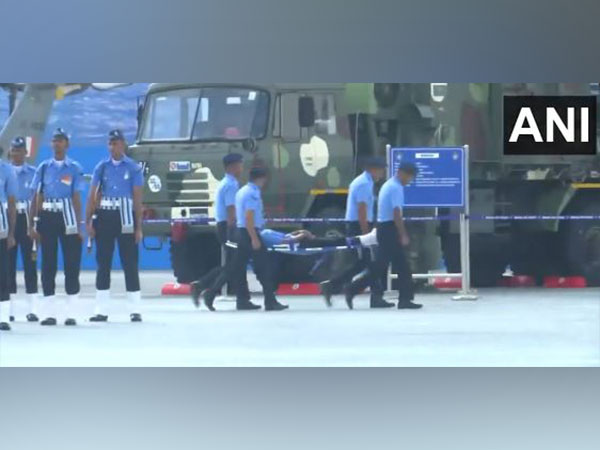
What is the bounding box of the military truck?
[129,83,600,286]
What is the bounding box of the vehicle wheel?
[169,234,220,284]
[306,205,345,238]
[563,203,600,286]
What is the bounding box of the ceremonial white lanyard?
[61,198,78,235]
[0,202,7,239]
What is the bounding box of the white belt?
[42,198,78,235]
[99,197,131,210]
[99,197,135,234]
[42,199,66,212]
[16,201,29,214]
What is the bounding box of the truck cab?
[129,83,439,282]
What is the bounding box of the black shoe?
[265,301,289,312]
[236,300,261,311]
[370,297,394,308]
[41,317,57,326]
[190,282,204,308]
[10,315,15,322]
[89,314,108,322]
[65,318,77,326]
[320,281,333,307]
[130,313,142,322]
[26,313,39,322]
[203,289,217,312]
[343,285,354,310]
[0,322,10,331]
[398,300,423,310]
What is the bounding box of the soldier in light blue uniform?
[86,129,144,323]
[345,161,422,310]
[30,128,85,326]
[191,153,250,311]
[0,146,18,331]
[7,137,39,322]
[320,157,391,309]
[230,167,288,311]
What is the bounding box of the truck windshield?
[140,87,269,141]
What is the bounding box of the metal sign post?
[453,145,477,300]
[452,147,478,300]
[386,145,478,300]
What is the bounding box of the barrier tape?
[141,214,600,225]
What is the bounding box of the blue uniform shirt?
[11,163,36,202]
[345,171,374,222]
[236,182,265,229]
[260,229,289,247]
[214,173,240,222]
[0,161,18,202]
[377,176,405,222]
[32,158,85,199]
[90,156,144,198]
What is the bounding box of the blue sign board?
[388,147,466,208]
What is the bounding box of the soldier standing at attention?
[8,137,39,322]
[29,128,85,326]
[0,147,18,331]
[320,157,393,309]
[365,161,421,310]
[86,130,144,323]
[231,167,288,311]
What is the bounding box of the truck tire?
[170,233,221,284]
[563,203,600,286]
[306,205,345,238]
[442,233,508,287]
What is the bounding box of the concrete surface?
[1,271,598,367]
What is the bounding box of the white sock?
[95,290,110,315]
[0,301,10,323]
[42,296,57,319]
[28,294,39,315]
[127,291,142,315]
[66,294,79,319]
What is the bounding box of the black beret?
[249,166,268,180]
[11,136,26,149]
[52,128,69,140]
[223,153,243,166]
[364,156,387,168]
[108,129,125,141]
[398,161,418,175]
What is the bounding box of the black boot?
[0,322,10,331]
[190,281,204,308]
[343,284,355,310]
[319,281,333,307]
[10,315,14,322]
[236,299,261,310]
[41,317,57,326]
[26,313,39,322]
[398,300,423,310]
[265,300,289,311]
[370,296,394,308]
[65,318,77,326]
[130,313,143,322]
[89,314,108,322]
[202,289,217,312]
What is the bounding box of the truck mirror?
[298,96,315,128]
[136,96,144,130]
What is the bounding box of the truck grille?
[165,168,219,205]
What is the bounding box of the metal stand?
[452,145,478,301]
[387,145,478,300]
